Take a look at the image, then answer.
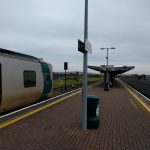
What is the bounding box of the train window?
[24,71,36,87]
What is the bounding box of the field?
[51,75,102,97]
[53,76,101,88]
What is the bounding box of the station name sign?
[78,39,92,54]
[101,65,115,71]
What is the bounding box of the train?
[0,48,53,114]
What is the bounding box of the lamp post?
[100,47,115,90]
[100,47,115,66]
[78,0,91,130]
[82,0,88,130]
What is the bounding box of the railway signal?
[64,62,68,90]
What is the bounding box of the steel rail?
[120,79,150,103]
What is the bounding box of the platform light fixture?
[82,0,88,131]
[100,47,116,66]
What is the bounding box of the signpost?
[78,0,92,130]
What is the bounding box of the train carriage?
[0,48,53,113]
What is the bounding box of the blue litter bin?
[87,95,100,129]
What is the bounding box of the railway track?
[120,78,150,99]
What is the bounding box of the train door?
[0,64,2,104]
[41,63,52,98]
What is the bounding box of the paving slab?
[0,80,150,150]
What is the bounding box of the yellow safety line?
[120,80,150,113]
[129,98,138,110]
[0,90,81,129]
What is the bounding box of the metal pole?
[104,48,107,90]
[107,48,108,66]
[65,70,67,90]
[82,0,88,130]
[106,48,109,89]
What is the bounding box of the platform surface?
[0,81,150,150]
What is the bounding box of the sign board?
[78,39,92,54]
[101,65,115,71]
[107,65,114,69]
[78,39,85,53]
[85,39,92,54]
[110,67,115,71]
[101,65,114,68]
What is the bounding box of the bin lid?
[87,95,99,101]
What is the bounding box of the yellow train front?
[0,48,53,114]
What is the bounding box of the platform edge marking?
[120,80,150,113]
[0,90,81,129]
[0,83,97,129]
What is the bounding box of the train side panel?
[0,56,44,113]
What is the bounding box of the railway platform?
[0,80,150,150]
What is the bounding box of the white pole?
[82,0,88,130]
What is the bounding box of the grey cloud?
[0,0,150,74]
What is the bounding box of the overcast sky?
[0,0,150,74]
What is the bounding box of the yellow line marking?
[129,98,138,110]
[120,80,150,113]
[0,90,81,129]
